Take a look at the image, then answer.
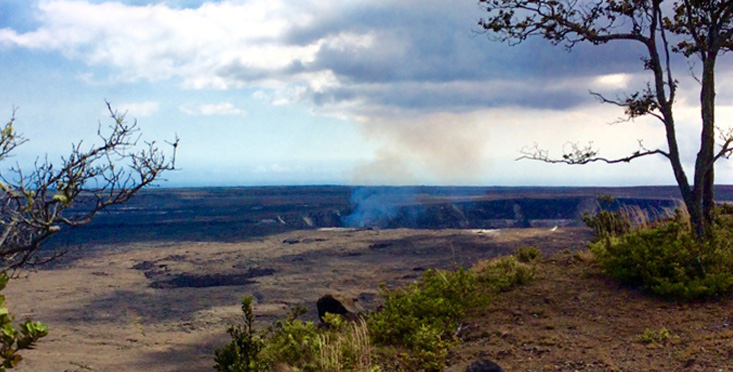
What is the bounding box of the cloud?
[116,101,160,117]
[0,0,317,83]
[0,0,659,119]
[179,102,247,116]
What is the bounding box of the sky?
[1,0,732,187]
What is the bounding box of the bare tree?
[0,102,178,272]
[478,0,733,239]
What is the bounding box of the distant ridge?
[46,185,733,253]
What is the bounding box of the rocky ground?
[7,227,589,372]
[8,226,731,372]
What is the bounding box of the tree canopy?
[478,0,733,238]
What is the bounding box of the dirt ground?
[447,251,733,372]
[14,226,732,372]
[7,227,590,372]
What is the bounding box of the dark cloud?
[306,80,592,113]
[217,0,669,114]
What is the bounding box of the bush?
[261,314,321,371]
[582,194,633,239]
[515,246,541,263]
[0,274,48,371]
[216,299,380,372]
[214,296,268,372]
[368,269,486,371]
[583,209,632,239]
[217,266,509,372]
[474,255,535,292]
[590,221,733,299]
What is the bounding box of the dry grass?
[317,319,375,372]
[619,202,687,229]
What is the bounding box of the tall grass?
[317,318,375,372]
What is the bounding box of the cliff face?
[46,185,686,250]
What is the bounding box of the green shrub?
[638,327,670,344]
[582,194,633,239]
[368,268,486,371]
[214,296,268,372]
[217,267,498,372]
[0,273,48,371]
[718,203,733,215]
[583,209,632,239]
[261,315,321,371]
[216,298,379,372]
[475,255,535,292]
[515,246,541,263]
[590,221,733,299]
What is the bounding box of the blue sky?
[1,0,732,187]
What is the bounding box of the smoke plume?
[352,111,492,185]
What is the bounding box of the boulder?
[316,294,361,323]
[465,359,504,372]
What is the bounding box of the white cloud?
[594,73,631,89]
[2,0,722,135]
[180,102,247,116]
[116,101,160,117]
[0,0,323,84]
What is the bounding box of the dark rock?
[161,254,187,262]
[316,294,360,322]
[368,242,392,250]
[149,267,275,289]
[132,261,155,270]
[465,359,503,372]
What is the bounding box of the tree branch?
[0,103,178,272]
[517,141,669,164]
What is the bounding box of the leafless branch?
[0,102,178,272]
[517,140,669,164]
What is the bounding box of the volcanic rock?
[316,294,361,322]
[465,359,504,372]
[148,267,275,289]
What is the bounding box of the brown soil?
[448,252,733,372]
[8,227,588,372]
[6,226,732,371]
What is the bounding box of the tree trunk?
[696,54,717,238]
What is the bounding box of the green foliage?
[582,195,633,240]
[216,265,526,372]
[638,327,670,344]
[583,210,632,240]
[368,269,486,371]
[0,273,48,371]
[515,246,541,263]
[475,255,535,292]
[718,203,733,215]
[214,296,268,372]
[638,329,656,344]
[583,209,632,238]
[216,298,379,372]
[658,327,670,342]
[261,312,321,371]
[590,221,733,300]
